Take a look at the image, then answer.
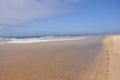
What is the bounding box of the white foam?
[7,37,86,43]
[0,36,87,44]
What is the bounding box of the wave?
[0,36,86,44]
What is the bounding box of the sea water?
[0,36,86,43]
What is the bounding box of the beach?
[104,36,120,80]
[0,36,105,80]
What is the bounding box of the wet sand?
[0,36,104,80]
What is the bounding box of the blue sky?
[0,0,120,37]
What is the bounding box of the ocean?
[0,35,86,43]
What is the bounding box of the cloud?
[0,0,80,26]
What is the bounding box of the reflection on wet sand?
[0,36,103,80]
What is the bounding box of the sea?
[0,35,86,44]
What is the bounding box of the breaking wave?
[0,36,86,44]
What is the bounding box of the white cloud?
[0,0,80,26]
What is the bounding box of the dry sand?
[104,36,120,80]
[0,36,104,80]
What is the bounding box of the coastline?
[0,36,104,80]
[79,37,108,80]
[83,35,120,80]
[0,36,86,44]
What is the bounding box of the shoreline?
[0,36,104,80]
[2,35,119,80]
[0,36,86,44]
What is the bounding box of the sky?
[0,0,120,37]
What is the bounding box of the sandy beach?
[104,36,120,80]
[0,36,104,80]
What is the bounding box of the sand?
[104,36,120,80]
[0,36,104,80]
